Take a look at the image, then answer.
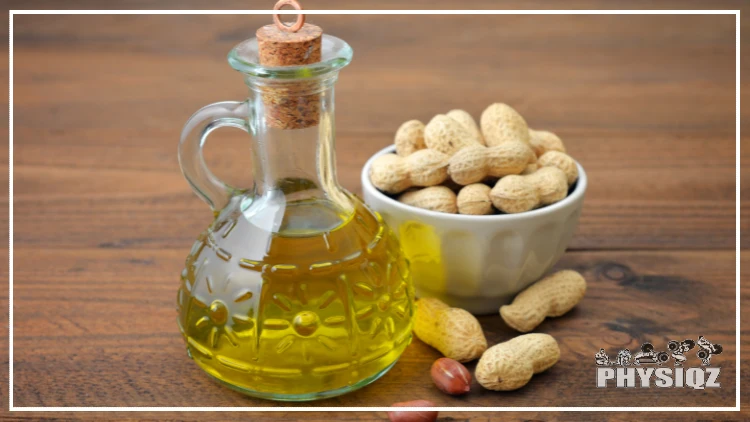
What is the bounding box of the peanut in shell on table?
[413,297,487,362]
[500,270,587,332]
[475,333,560,391]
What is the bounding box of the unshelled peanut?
[490,167,568,213]
[369,149,450,194]
[424,114,483,156]
[395,120,427,156]
[446,109,485,146]
[529,129,565,157]
[537,151,578,185]
[480,103,531,147]
[500,270,586,333]
[398,186,457,214]
[448,142,535,185]
[475,333,560,391]
[414,298,488,362]
[457,183,493,215]
[521,162,539,175]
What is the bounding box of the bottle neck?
[245,73,352,221]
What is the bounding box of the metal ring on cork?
[273,0,305,33]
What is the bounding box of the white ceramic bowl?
[361,145,587,315]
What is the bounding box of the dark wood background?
[3,0,749,421]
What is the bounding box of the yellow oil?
[176,196,414,399]
[399,221,445,294]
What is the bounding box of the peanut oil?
[177,196,414,400]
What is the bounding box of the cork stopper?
[256,23,322,67]
[256,0,323,130]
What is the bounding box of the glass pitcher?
[175,33,414,401]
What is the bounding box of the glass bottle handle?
[178,100,251,211]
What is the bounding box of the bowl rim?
[360,145,588,221]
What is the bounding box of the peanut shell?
[530,167,568,204]
[446,109,485,146]
[521,162,539,175]
[480,103,531,147]
[369,154,411,194]
[404,149,449,187]
[394,120,426,156]
[485,142,534,178]
[448,142,532,186]
[500,270,586,333]
[398,186,457,214]
[529,129,566,157]
[413,298,487,362]
[448,146,488,185]
[457,184,493,215]
[424,114,482,156]
[475,333,560,391]
[538,151,578,185]
[489,167,567,214]
[489,175,537,213]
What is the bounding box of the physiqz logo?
[595,336,722,390]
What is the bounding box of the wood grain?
[5,4,748,421]
[8,13,741,251]
[10,251,742,408]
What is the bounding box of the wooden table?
[5,2,749,421]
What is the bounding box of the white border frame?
[7,9,741,413]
